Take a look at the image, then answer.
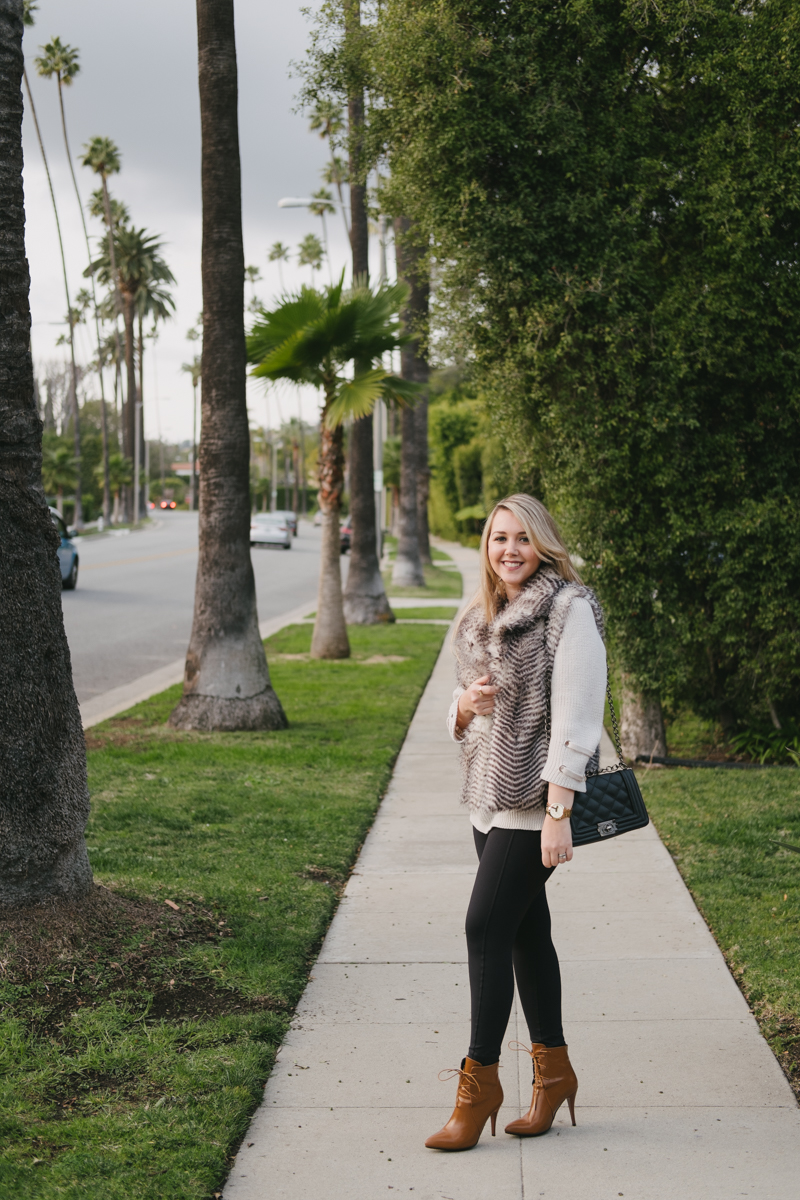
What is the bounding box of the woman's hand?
[455,675,498,731]
[541,783,574,868]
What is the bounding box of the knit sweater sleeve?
[541,597,606,793]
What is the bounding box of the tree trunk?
[0,0,92,905]
[415,397,431,565]
[340,0,393,625]
[122,292,137,522]
[311,398,349,659]
[392,216,428,587]
[169,0,286,732]
[619,675,667,762]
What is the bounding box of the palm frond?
[325,369,390,428]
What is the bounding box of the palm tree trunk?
[122,292,137,521]
[619,675,667,762]
[392,217,428,587]
[137,310,146,517]
[169,0,286,732]
[311,391,349,659]
[416,395,431,565]
[21,63,82,528]
[56,74,111,525]
[341,0,394,625]
[0,1,92,904]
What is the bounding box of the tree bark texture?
[341,0,392,624]
[169,0,286,731]
[415,394,431,565]
[392,216,428,587]
[311,414,350,658]
[0,0,92,905]
[619,676,667,762]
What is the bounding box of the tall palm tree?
[309,188,336,285]
[169,0,286,734]
[1,0,92,905]
[181,355,201,510]
[247,277,415,659]
[392,217,430,585]
[298,233,324,286]
[20,4,83,527]
[95,451,131,524]
[86,224,175,521]
[340,0,394,625]
[81,136,127,511]
[135,273,175,518]
[310,101,350,242]
[268,241,289,291]
[34,34,111,526]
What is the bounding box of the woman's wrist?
[455,695,474,731]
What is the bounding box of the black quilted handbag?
[544,617,649,847]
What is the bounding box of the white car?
[250,513,292,549]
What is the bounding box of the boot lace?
[438,1065,479,1104]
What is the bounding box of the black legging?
[466,827,565,1066]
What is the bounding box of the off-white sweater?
[447,597,607,833]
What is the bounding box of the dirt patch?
[84,715,180,752]
[0,884,284,1037]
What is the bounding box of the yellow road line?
[79,547,198,572]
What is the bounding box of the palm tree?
[310,101,350,242]
[393,217,430,585]
[81,136,127,510]
[181,355,201,510]
[169,0,286,734]
[268,241,289,291]
[135,272,175,518]
[34,33,111,526]
[95,452,131,524]
[247,276,415,659]
[309,188,336,285]
[20,4,83,528]
[86,224,175,521]
[1,1,92,905]
[298,233,324,286]
[41,444,76,516]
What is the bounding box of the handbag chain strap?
[541,609,626,777]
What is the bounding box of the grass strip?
[382,563,463,599]
[641,766,800,1098]
[0,622,448,1199]
[394,606,459,620]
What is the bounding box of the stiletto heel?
[490,1109,498,1136]
[567,1091,577,1126]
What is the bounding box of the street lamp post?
[271,439,282,512]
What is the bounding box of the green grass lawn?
[383,563,463,599]
[641,766,800,1097]
[0,622,448,1199]
[395,606,459,620]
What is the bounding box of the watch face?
[549,803,564,819]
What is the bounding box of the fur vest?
[453,565,604,815]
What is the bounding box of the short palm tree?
[247,276,416,659]
[95,452,131,524]
[41,444,77,516]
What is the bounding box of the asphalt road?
[61,512,324,705]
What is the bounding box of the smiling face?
[486,507,541,599]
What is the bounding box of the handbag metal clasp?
[597,820,617,838]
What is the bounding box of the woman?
[425,494,606,1152]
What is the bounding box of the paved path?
[226,541,798,1199]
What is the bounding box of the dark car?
[50,507,78,589]
[340,515,352,554]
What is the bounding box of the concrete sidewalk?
[225,544,799,1200]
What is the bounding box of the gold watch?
[545,803,572,821]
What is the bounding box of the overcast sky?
[21,0,375,443]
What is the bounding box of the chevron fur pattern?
[453,565,605,817]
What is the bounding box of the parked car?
[250,513,291,549]
[50,507,78,589]
[273,509,297,536]
[339,515,352,554]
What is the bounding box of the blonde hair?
[457,494,582,631]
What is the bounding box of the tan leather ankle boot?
[425,1057,503,1150]
[504,1043,577,1137]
